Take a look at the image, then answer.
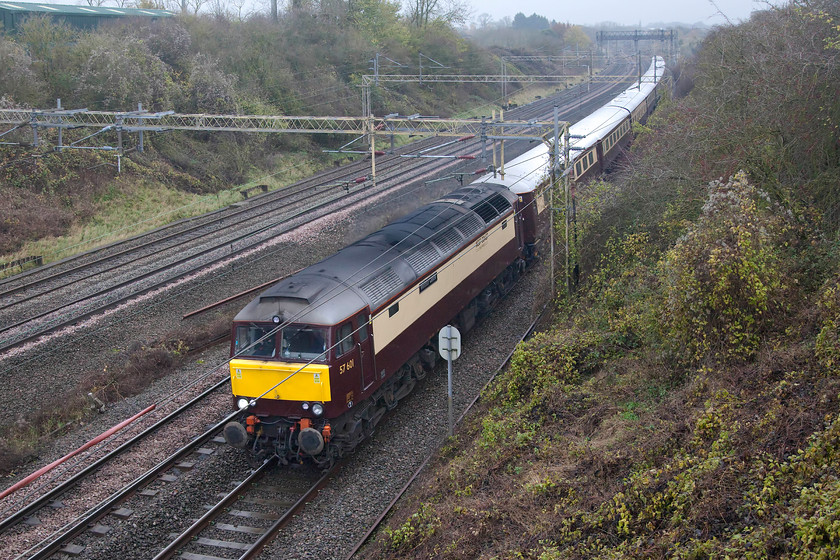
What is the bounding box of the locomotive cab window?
[235,325,276,358]
[356,313,369,342]
[336,322,354,357]
[280,325,327,361]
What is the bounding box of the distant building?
[0,1,175,33]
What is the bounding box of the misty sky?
[469,0,770,26]
[23,0,777,27]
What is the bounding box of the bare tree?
[134,0,168,8]
[405,0,469,27]
[165,0,208,14]
[208,0,229,18]
[476,12,493,29]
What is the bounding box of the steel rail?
[151,456,279,560]
[18,408,241,560]
[0,376,230,532]
[239,465,337,560]
[341,303,547,560]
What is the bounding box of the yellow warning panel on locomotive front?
[230,359,331,402]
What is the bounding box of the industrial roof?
[0,1,175,17]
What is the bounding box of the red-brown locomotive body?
[224,184,538,466]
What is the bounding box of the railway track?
[0,374,234,558]
[151,458,328,560]
[0,68,632,357]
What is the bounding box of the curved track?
[0,63,638,560]
[0,66,634,356]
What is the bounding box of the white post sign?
[439,325,461,436]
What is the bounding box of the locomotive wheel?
[394,378,416,401]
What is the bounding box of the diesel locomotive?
[223,57,666,467]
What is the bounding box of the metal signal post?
[438,325,462,437]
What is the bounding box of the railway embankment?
[358,3,840,558]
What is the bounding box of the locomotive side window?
[419,273,438,293]
[281,325,327,361]
[356,313,369,342]
[336,322,354,356]
[235,325,276,358]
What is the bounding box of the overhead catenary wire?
[240,161,553,403]
[4,58,656,438]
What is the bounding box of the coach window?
[356,313,369,342]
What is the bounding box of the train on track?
[223,57,666,467]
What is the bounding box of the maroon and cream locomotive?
[223,183,541,466]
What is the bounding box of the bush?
[815,273,840,372]
[490,331,593,408]
[0,38,47,105]
[184,53,238,114]
[72,33,173,110]
[664,172,794,362]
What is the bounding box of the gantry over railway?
[0,104,572,182]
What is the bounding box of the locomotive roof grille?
[471,193,512,224]
[488,193,512,213]
[405,243,439,273]
[455,214,484,238]
[471,201,499,223]
[360,267,402,307]
[430,227,463,255]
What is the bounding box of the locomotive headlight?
[301,402,310,411]
[312,403,324,417]
[237,398,250,410]
[272,315,281,324]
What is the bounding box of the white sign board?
[438,325,461,361]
